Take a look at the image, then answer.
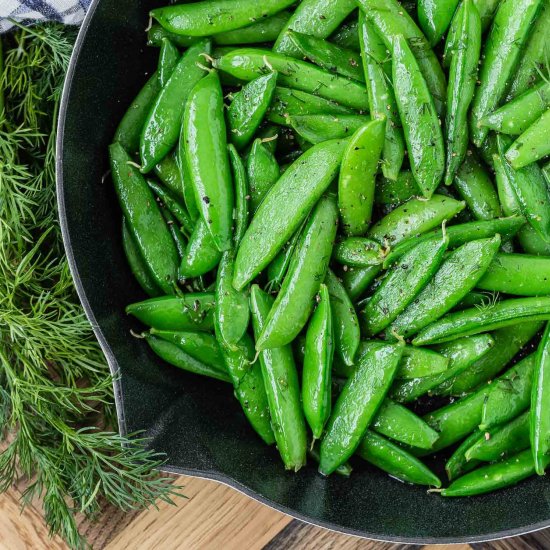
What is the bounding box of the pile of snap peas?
[110,0,550,497]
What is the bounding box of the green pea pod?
[122,219,161,297]
[506,110,550,170]
[228,73,278,151]
[469,0,542,147]
[445,0,481,186]
[357,0,447,116]
[250,286,307,471]
[319,341,404,475]
[447,322,543,395]
[246,140,280,213]
[151,0,295,36]
[338,120,385,236]
[363,237,449,336]
[453,153,501,220]
[392,34,445,198]
[375,171,421,209]
[466,411,530,462]
[274,0,356,57]
[233,139,347,290]
[267,87,355,126]
[114,73,161,154]
[480,82,550,135]
[330,20,360,51]
[308,443,352,477]
[179,219,222,279]
[332,238,384,268]
[341,265,382,302]
[357,430,441,487]
[256,195,338,350]
[446,431,484,481]
[291,115,371,145]
[481,353,535,430]
[126,293,215,331]
[453,291,489,311]
[359,14,405,181]
[369,195,465,248]
[391,335,495,403]
[418,0,460,46]
[154,153,185,203]
[441,449,537,497]
[161,208,187,259]
[391,236,501,339]
[140,40,210,172]
[228,145,248,247]
[325,269,360,368]
[145,335,231,383]
[184,71,234,252]
[371,399,440,449]
[302,284,334,440]
[287,31,364,82]
[147,179,193,236]
[266,221,305,292]
[110,143,178,294]
[177,138,200,223]
[531,322,550,475]
[158,38,179,88]
[214,49,369,111]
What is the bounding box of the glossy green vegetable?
[154,153,185,203]
[256,195,338,350]
[151,0,296,36]
[162,208,187,259]
[375,171,421,208]
[341,265,382,302]
[302,284,334,439]
[110,143,178,294]
[531,322,550,474]
[266,222,305,292]
[250,286,307,471]
[446,430,484,481]
[246,139,280,212]
[228,73,278,150]
[319,341,404,475]
[147,179,193,236]
[330,19,360,51]
[179,219,222,278]
[292,115,371,145]
[308,444,352,476]
[390,236,501,339]
[418,0,460,45]
[229,145,249,247]
[177,137,200,224]
[233,139,347,290]
[469,0,542,147]
[141,40,210,172]
[339,120,385,236]
[184,71,234,252]
[215,49,369,110]
[392,34,445,198]
[506,110,550,169]
[363,237,448,336]
[332,238,384,268]
[158,38,179,88]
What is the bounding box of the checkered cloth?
[0,0,91,33]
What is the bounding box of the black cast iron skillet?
[56,0,550,542]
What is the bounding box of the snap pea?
[291,114,371,145]
[441,449,537,497]
[179,219,222,279]
[418,0,460,46]
[445,0,481,186]
[177,137,200,223]
[324,269,360,368]
[481,354,536,430]
[357,0,447,116]
[330,20,360,51]
[369,195,465,247]
[114,73,161,154]
[287,31,364,83]
[145,334,230,383]
[480,82,550,135]
[184,71,234,252]
[392,34,445,198]
[273,0,356,57]
[332,238,384,268]
[303,284,334,440]
[250,286,307,471]
[256,195,338,350]
[228,146,249,249]
[339,120,385,236]
[126,293,215,331]
[341,265,382,302]
[158,38,179,88]
[531,321,550,475]
[466,411,530,462]
[228,73,278,151]
[391,335,495,403]
[110,143,178,294]
[453,291,488,311]
[233,139,347,290]
[445,430,484,481]
[359,14,405,181]
[506,110,550,170]
[154,153,185,203]
[363,237,449,336]
[391,236,501,339]
[140,40,210,172]
[147,179,193,236]
[375,171,421,210]
[357,430,441,487]
[121,219,161,297]
[319,341,404,475]
[214,49,369,111]
[161,208,187,259]
[246,139,280,213]
[308,444,352,477]
[266,221,305,292]
[151,0,295,36]
[453,153,501,221]
[469,0,542,147]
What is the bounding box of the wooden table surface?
[1,474,549,549]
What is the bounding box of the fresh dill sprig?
[0,26,180,549]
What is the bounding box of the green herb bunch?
[0,25,179,548]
